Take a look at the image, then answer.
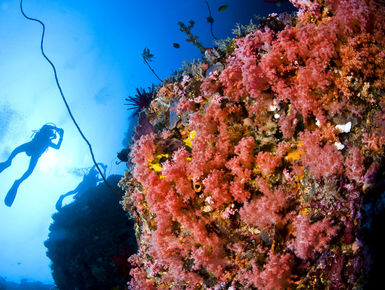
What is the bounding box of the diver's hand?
[57,128,64,136]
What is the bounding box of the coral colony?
[119,0,385,288]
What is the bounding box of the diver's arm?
[96,163,107,182]
[100,163,107,177]
[50,128,64,150]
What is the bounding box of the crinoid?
[142,48,163,83]
[125,87,155,116]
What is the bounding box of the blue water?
[0,0,294,287]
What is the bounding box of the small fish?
[218,4,228,12]
[264,0,283,7]
[173,43,180,48]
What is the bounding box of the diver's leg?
[17,155,39,183]
[4,155,39,207]
[0,143,29,174]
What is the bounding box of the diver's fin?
[0,161,9,174]
[4,181,20,207]
[55,195,64,211]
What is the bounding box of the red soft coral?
[278,107,298,138]
[202,169,232,206]
[200,71,221,95]
[128,254,157,290]
[176,97,196,115]
[237,251,293,290]
[255,141,290,177]
[226,136,256,181]
[188,102,240,180]
[240,185,289,230]
[162,147,196,203]
[345,147,365,184]
[234,30,272,98]
[289,215,339,260]
[131,133,157,186]
[229,179,251,203]
[299,130,344,179]
[219,58,248,102]
[258,252,294,290]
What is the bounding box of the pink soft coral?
[255,141,290,177]
[162,147,195,203]
[278,107,298,138]
[237,251,293,290]
[289,215,340,260]
[240,185,289,230]
[131,133,157,187]
[219,57,248,102]
[226,136,256,181]
[176,97,195,115]
[202,169,232,205]
[345,147,365,184]
[233,30,272,98]
[299,130,344,179]
[200,71,221,95]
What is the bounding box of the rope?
[20,0,122,195]
[204,0,218,40]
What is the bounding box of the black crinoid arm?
[125,87,155,116]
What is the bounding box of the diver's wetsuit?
[55,164,106,211]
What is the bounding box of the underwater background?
[0,0,294,287]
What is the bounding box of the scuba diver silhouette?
[55,163,107,211]
[0,123,64,207]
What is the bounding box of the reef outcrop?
[45,175,137,290]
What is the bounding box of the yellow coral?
[285,141,303,163]
[183,130,196,147]
[149,162,162,172]
[148,154,169,172]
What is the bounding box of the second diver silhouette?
[55,163,107,211]
[0,124,64,207]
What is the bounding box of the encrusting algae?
[119,0,385,288]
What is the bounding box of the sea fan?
[125,87,154,116]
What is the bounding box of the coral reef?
[120,0,385,288]
[45,175,137,290]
